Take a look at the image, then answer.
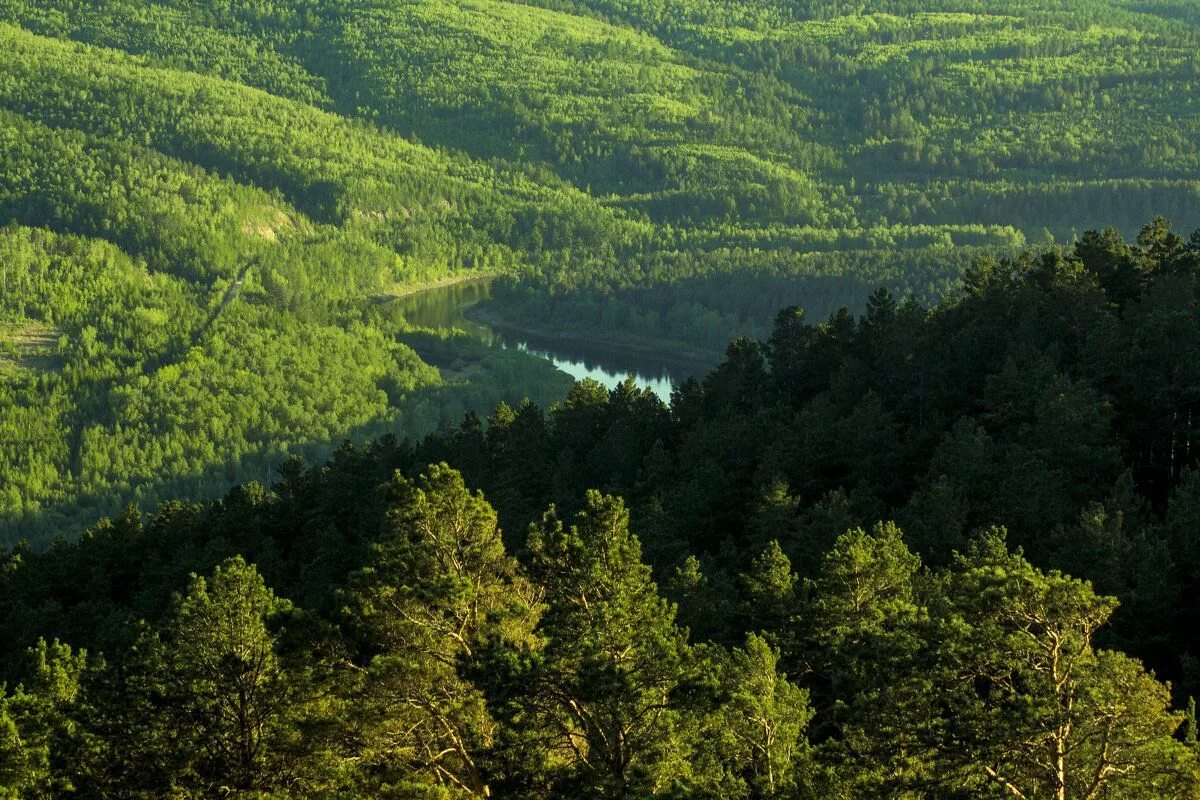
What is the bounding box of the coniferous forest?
[4,0,1200,797]
[6,226,1200,797]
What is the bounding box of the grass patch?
[0,319,62,373]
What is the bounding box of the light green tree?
[343,463,540,797]
[524,491,691,798]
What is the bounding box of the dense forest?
[5,224,1200,797]
[2,0,1200,538]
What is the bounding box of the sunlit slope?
[0,24,585,540]
[309,0,842,227]
[520,0,1200,233]
[0,24,640,271]
[2,0,1200,541]
[5,0,1198,240]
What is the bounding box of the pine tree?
[523,491,691,798]
[139,557,305,795]
[925,529,1200,800]
[805,522,926,792]
[721,634,814,799]
[343,463,539,797]
[737,541,799,646]
[0,640,91,799]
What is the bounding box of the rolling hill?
[1,0,1199,541]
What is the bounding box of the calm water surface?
[393,278,706,401]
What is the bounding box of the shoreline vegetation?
[464,301,723,374]
[375,270,502,302]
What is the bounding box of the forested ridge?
[2,0,1200,538]
[5,224,1200,797]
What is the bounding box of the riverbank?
[376,271,500,301]
[464,303,721,377]
[387,275,722,400]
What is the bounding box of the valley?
[4,2,1200,797]
[2,0,1199,540]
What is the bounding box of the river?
[391,278,710,401]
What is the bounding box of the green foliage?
[805,524,1200,798]
[2,0,1200,538]
[719,634,814,798]
[0,640,91,800]
[3,0,1200,787]
[341,464,540,797]
[3,459,1196,797]
[523,492,691,797]
[147,557,301,793]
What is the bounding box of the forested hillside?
[5,226,1200,797]
[2,0,1199,538]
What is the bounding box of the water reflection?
[391,278,701,402]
